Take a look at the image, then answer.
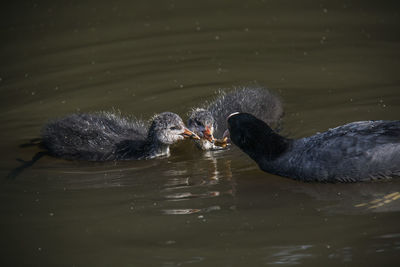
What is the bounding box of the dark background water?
[1,0,400,266]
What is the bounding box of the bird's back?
[42,112,148,161]
[207,87,283,137]
[279,120,400,182]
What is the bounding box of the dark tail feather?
[20,138,43,148]
[7,151,49,179]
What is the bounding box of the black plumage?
[228,113,400,182]
[188,87,283,150]
[42,112,197,161]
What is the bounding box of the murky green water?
[1,1,400,266]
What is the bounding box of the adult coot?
[187,87,283,150]
[42,112,199,161]
[227,113,400,182]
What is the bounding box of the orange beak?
[181,128,200,140]
[203,126,214,142]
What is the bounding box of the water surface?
[1,1,400,266]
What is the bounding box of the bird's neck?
[246,130,292,163]
[142,138,170,159]
[263,132,292,160]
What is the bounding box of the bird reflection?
[162,206,221,215]
[161,150,235,215]
[165,191,220,201]
[266,245,313,265]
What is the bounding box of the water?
[1,0,400,266]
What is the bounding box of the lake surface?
[1,0,400,266]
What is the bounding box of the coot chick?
[42,112,199,161]
[187,87,283,150]
[227,113,400,182]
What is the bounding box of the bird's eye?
[170,126,179,130]
[194,119,202,126]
